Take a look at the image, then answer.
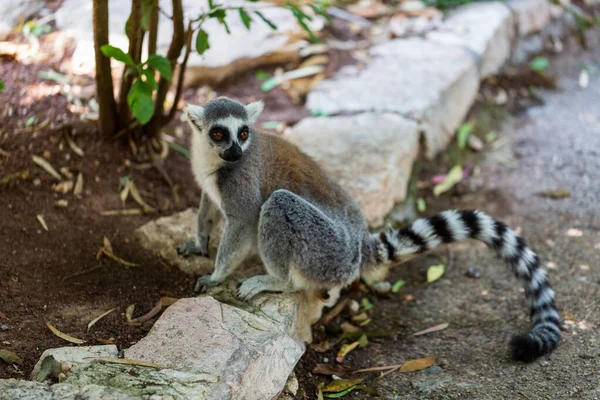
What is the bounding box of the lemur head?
[184,97,263,163]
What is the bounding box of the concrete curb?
[287,0,575,227]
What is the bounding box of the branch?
[166,21,193,124]
[117,0,143,127]
[147,0,159,56]
[92,0,119,137]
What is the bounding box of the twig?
[62,265,103,281]
[322,297,350,325]
[354,364,402,374]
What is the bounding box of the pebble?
[373,281,392,294]
[0,325,8,331]
[466,267,481,279]
[425,366,442,375]
[347,300,360,316]
[323,357,329,363]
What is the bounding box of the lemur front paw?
[237,276,269,301]
[177,239,209,258]
[193,275,220,293]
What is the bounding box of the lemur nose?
[221,143,242,162]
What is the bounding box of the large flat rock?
[286,113,420,227]
[0,0,45,40]
[426,2,514,77]
[508,0,551,37]
[54,0,322,83]
[305,37,479,158]
[124,297,304,400]
[0,379,140,400]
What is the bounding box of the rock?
[54,0,323,83]
[30,345,119,380]
[0,380,140,400]
[456,381,483,388]
[507,0,551,37]
[287,113,420,226]
[124,297,304,400]
[466,266,481,279]
[424,365,442,375]
[135,208,218,275]
[0,0,45,40]
[305,38,478,159]
[426,2,514,77]
[413,376,452,394]
[0,325,7,331]
[372,281,392,294]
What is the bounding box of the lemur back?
[178,97,560,363]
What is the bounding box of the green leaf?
[416,197,426,213]
[287,3,312,22]
[309,3,331,22]
[238,8,252,30]
[427,264,445,283]
[290,6,318,43]
[208,0,215,9]
[35,355,55,381]
[26,115,38,127]
[0,349,23,365]
[357,334,368,348]
[141,0,154,31]
[166,141,190,159]
[456,122,473,149]
[324,386,358,398]
[361,298,373,311]
[141,69,158,90]
[127,79,155,124]
[529,56,549,72]
[311,109,329,117]
[255,70,270,80]
[260,77,279,92]
[433,165,463,197]
[146,54,172,79]
[0,80,5,92]
[101,45,134,65]
[392,280,406,293]
[254,10,278,30]
[125,17,130,36]
[195,29,210,55]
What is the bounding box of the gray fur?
[203,97,248,122]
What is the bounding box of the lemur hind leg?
[241,189,357,300]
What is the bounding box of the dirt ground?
[293,30,600,399]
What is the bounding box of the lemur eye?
[239,129,249,141]
[211,130,224,141]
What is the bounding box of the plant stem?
[92,0,119,137]
[117,0,143,127]
[148,0,159,56]
[166,21,193,124]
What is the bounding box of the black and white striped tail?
[368,209,560,362]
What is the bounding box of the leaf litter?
[97,236,139,267]
[0,349,23,365]
[46,321,85,344]
[413,323,449,336]
[87,308,117,332]
[427,264,445,283]
[32,155,62,180]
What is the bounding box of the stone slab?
[286,113,420,227]
[124,297,304,400]
[508,0,551,37]
[426,2,515,77]
[0,0,45,40]
[0,380,140,400]
[305,38,479,159]
[30,345,119,380]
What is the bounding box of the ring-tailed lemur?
[177,97,560,362]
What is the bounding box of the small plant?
[93,0,329,151]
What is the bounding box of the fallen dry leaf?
[538,189,570,199]
[73,173,83,198]
[340,322,361,333]
[37,215,49,231]
[52,180,73,194]
[64,132,84,157]
[413,323,449,336]
[322,378,363,393]
[322,298,350,325]
[310,341,330,353]
[313,363,349,376]
[96,337,116,345]
[399,355,437,372]
[336,341,360,363]
[125,304,138,326]
[32,155,62,180]
[0,349,23,365]
[427,264,445,283]
[87,308,117,332]
[126,180,155,213]
[0,171,32,186]
[97,237,139,267]
[46,321,85,344]
[101,209,143,216]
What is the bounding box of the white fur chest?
[191,134,223,209]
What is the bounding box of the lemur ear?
[245,101,264,124]
[183,103,204,125]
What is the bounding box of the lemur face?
[184,98,263,163]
